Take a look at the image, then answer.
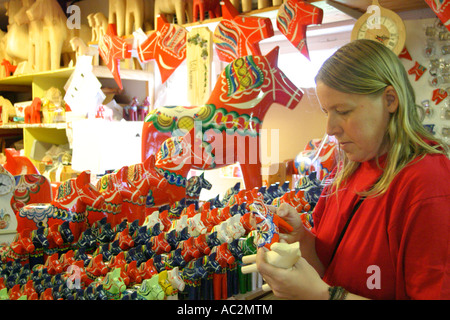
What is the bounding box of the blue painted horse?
[181,252,221,300]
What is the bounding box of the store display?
[213,0,274,63]
[350,0,406,56]
[276,0,324,60]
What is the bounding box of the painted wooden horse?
[88,166,141,228]
[0,228,35,265]
[181,252,221,300]
[211,242,235,300]
[120,155,168,226]
[213,0,274,62]
[12,174,52,233]
[136,275,165,300]
[160,267,185,299]
[94,267,126,300]
[145,47,303,206]
[24,97,42,124]
[19,171,105,241]
[29,226,49,268]
[276,0,324,60]
[185,172,212,210]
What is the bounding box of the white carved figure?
[125,0,144,35]
[26,0,68,71]
[154,0,193,26]
[109,0,127,36]
[5,0,32,64]
[142,210,162,232]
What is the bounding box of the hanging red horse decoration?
[213,0,274,63]
[276,0,324,60]
[99,24,132,90]
[137,15,188,83]
[141,47,303,206]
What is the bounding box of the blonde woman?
[256,39,450,300]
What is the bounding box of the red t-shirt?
[312,153,450,300]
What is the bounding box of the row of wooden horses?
[1,174,316,300]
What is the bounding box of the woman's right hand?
[272,203,307,244]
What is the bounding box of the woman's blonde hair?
[315,39,449,198]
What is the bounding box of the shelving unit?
[0,65,153,176]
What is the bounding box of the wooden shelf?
[0,123,67,130]
[0,66,151,86]
[0,67,75,86]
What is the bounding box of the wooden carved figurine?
[4,148,40,176]
[143,47,303,205]
[213,0,274,63]
[1,59,17,76]
[0,228,35,265]
[24,97,42,124]
[241,241,301,292]
[109,0,127,37]
[26,0,68,71]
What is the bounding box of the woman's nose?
[326,114,341,137]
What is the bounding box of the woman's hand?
[256,246,329,300]
[270,203,306,244]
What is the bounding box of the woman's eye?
[336,110,350,115]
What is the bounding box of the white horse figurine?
[211,222,233,243]
[165,267,185,300]
[223,214,246,240]
[186,213,207,237]
[142,210,162,231]
[169,214,188,233]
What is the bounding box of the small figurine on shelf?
[1,59,17,77]
[41,88,66,124]
[138,96,151,121]
[123,97,139,121]
[24,97,42,124]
